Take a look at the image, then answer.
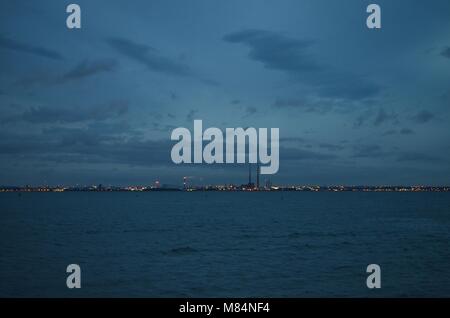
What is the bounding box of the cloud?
[14,59,118,88]
[6,101,128,124]
[352,144,387,158]
[280,147,337,160]
[351,146,438,163]
[151,122,178,133]
[244,106,257,116]
[354,110,372,128]
[399,128,414,135]
[0,127,336,169]
[319,76,381,101]
[169,92,178,100]
[84,121,142,137]
[354,108,399,128]
[373,108,399,126]
[281,147,337,161]
[382,128,415,136]
[0,35,63,60]
[107,37,192,77]
[0,128,172,168]
[186,109,198,122]
[382,129,397,136]
[224,29,381,101]
[61,59,118,82]
[272,97,334,114]
[441,46,450,59]
[224,29,319,72]
[279,137,305,144]
[318,143,345,152]
[396,152,440,163]
[411,110,434,124]
[273,98,308,109]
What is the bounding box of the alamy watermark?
[65,3,381,30]
[170,120,279,175]
[66,264,81,289]
[366,264,381,289]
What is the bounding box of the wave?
[165,246,199,255]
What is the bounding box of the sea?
[1,191,450,297]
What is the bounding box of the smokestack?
[248,163,252,185]
[256,162,260,189]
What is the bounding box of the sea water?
[1,192,449,297]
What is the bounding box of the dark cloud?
[318,143,345,152]
[272,98,332,114]
[279,137,305,143]
[318,76,381,101]
[151,122,178,133]
[244,106,257,116]
[400,128,414,135]
[281,147,337,161]
[273,98,308,109]
[14,72,56,88]
[6,101,128,124]
[441,46,450,59]
[0,129,172,168]
[382,129,397,136]
[84,121,142,137]
[224,29,319,72]
[14,59,118,88]
[224,29,381,101]
[0,128,337,170]
[396,152,440,163]
[374,108,399,126]
[0,35,63,60]
[354,108,399,128]
[382,128,415,136]
[107,37,192,77]
[169,92,178,100]
[186,109,198,122]
[354,110,372,128]
[61,59,118,82]
[411,110,434,124]
[352,144,387,158]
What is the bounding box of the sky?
[0,0,449,186]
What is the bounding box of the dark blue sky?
[1,0,449,186]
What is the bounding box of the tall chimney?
[256,162,260,189]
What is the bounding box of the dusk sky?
[1,0,449,186]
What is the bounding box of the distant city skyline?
[2,183,449,192]
[1,0,450,186]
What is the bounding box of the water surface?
[1,192,449,297]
